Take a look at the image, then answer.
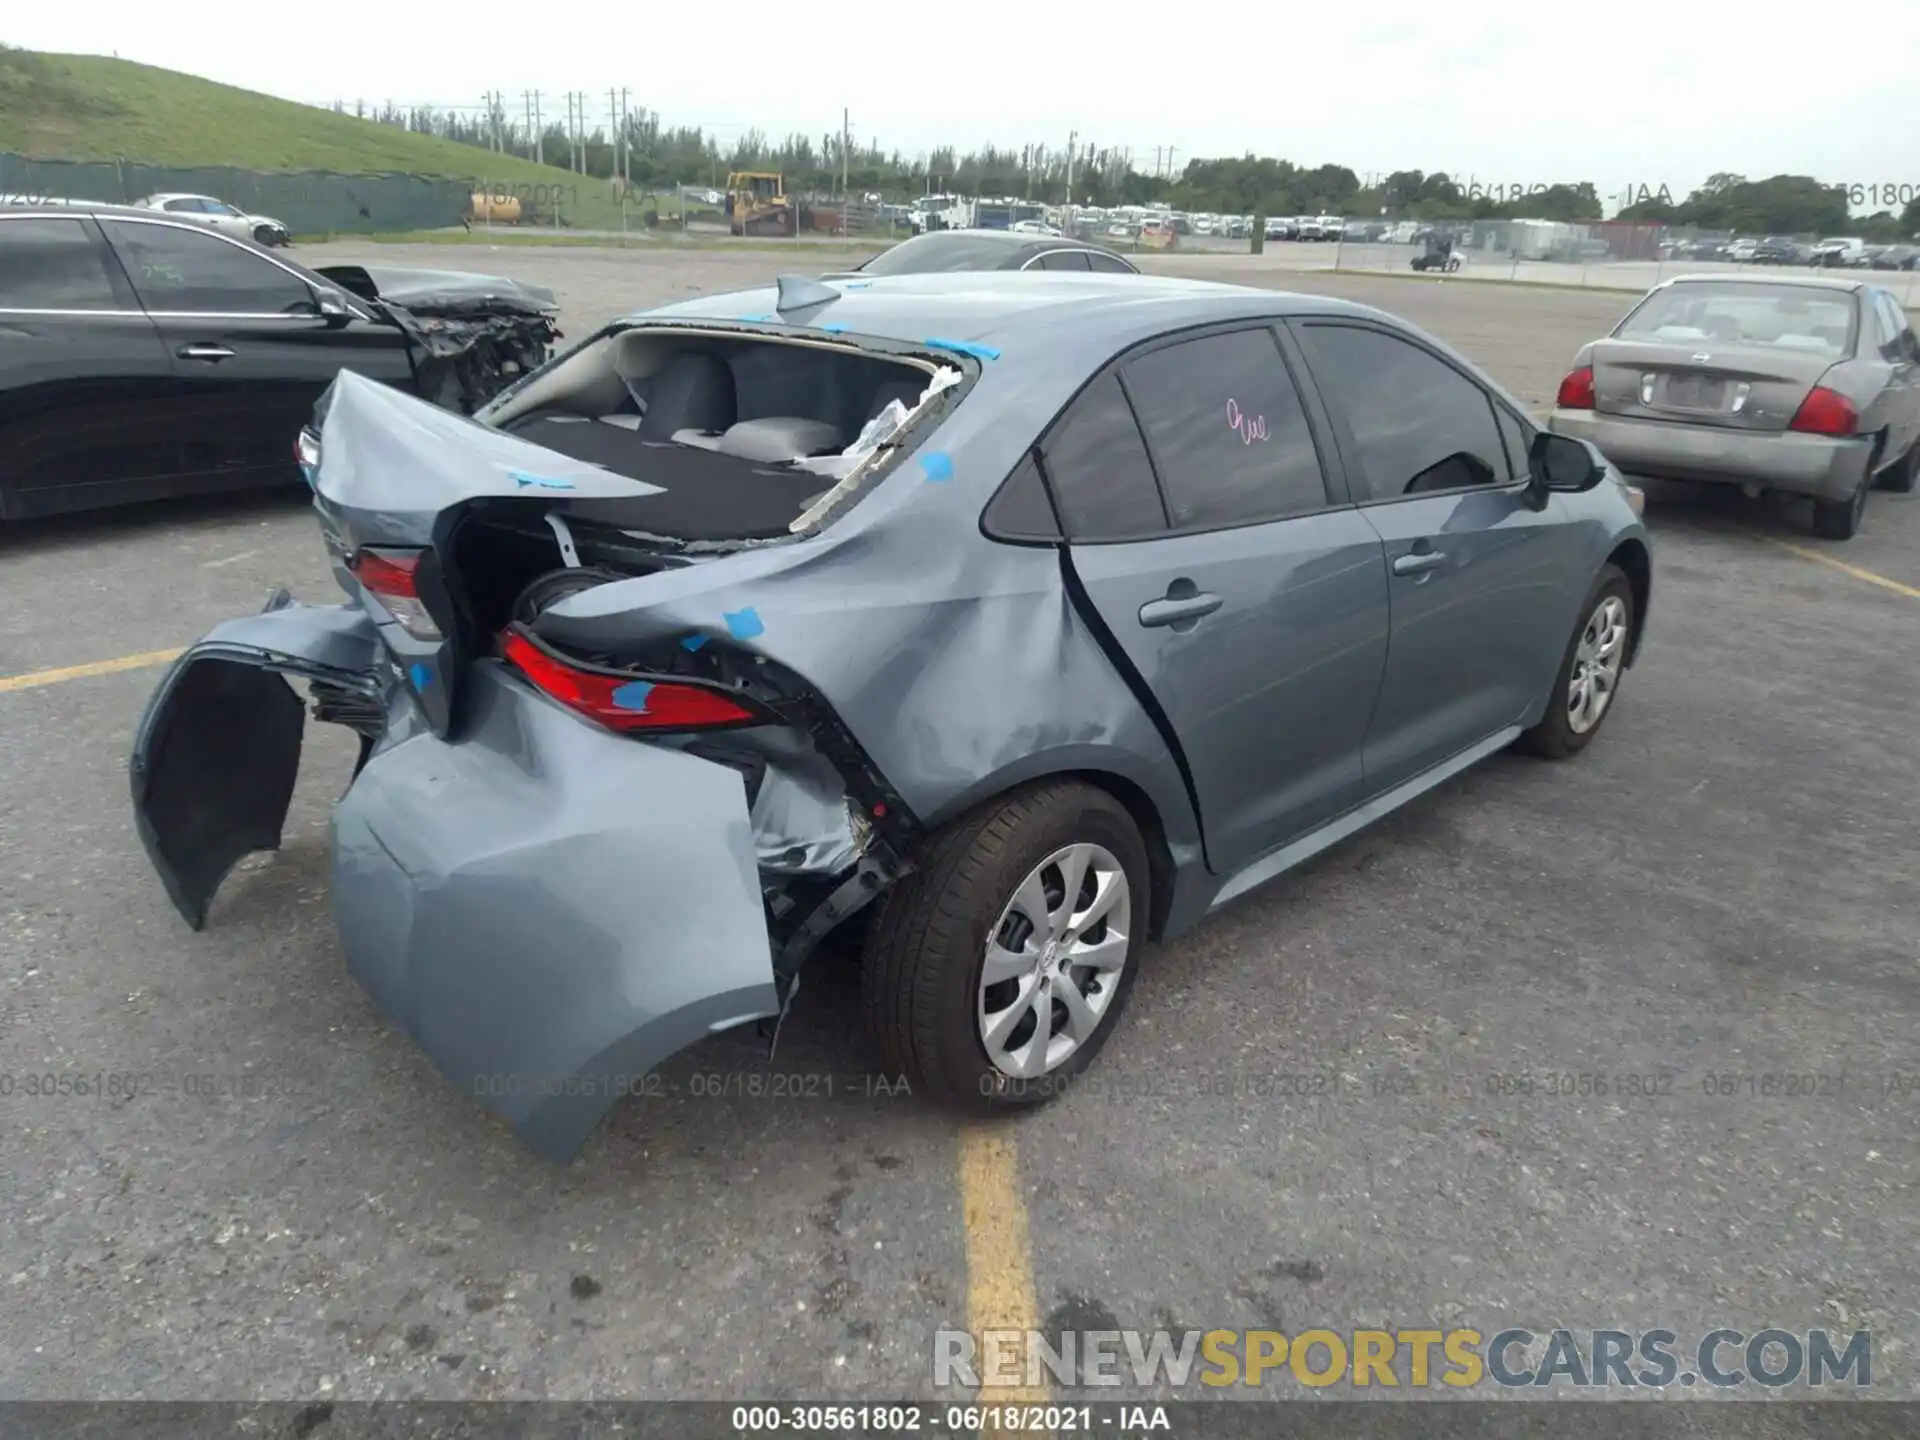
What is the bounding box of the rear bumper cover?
[1548,410,1873,501]
[331,662,779,1160]
[131,602,781,1161]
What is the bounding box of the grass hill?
[0,48,653,230]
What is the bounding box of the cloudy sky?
[14,2,1920,210]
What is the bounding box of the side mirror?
[1528,431,1602,498]
[314,288,352,325]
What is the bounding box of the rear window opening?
[442,327,963,657]
[481,326,960,543]
[1619,284,1858,356]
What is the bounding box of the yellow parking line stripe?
[1768,540,1920,600]
[0,648,183,694]
[959,1121,1048,1432]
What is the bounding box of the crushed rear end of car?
[131,325,975,1158]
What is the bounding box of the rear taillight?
[1788,385,1858,437]
[500,628,765,733]
[350,547,442,640]
[1556,365,1596,409]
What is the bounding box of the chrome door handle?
[176,344,236,362]
[1392,550,1446,576]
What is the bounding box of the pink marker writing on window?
[1227,398,1269,444]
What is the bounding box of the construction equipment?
[726,172,798,237]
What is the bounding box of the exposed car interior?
[486,330,948,542]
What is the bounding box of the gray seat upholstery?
[639,353,737,440]
[864,380,924,422]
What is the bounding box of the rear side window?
[1297,324,1509,502]
[1084,252,1134,274]
[102,220,314,315]
[1033,250,1091,272]
[0,219,123,310]
[1123,327,1330,528]
[1039,373,1166,539]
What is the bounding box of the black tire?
[1516,564,1635,760]
[253,226,279,247]
[860,780,1149,1114]
[1873,440,1917,494]
[1812,467,1870,539]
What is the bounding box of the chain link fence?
[1321,216,1920,299]
[0,153,470,234]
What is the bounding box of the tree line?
[333,100,1920,235]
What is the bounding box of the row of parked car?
[1664,235,1920,269]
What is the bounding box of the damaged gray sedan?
[131,270,1653,1161]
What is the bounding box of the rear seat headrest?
[639,352,737,439]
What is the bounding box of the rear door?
[99,216,416,492]
[1046,323,1392,876]
[1291,318,1583,793]
[0,214,181,519]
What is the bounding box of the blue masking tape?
[680,633,711,652]
[509,469,574,490]
[924,337,1000,362]
[408,663,432,689]
[842,280,872,289]
[724,607,765,641]
[610,680,655,712]
[919,451,955,482]
[739,313,775,323]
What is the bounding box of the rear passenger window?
[1039,374,1166,539]
[1297,324,1510,501]
[1123,327,1329,528]
[0,219,122,310]
[1035,250,1091,272]
[1084,252,1133,274]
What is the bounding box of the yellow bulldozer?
[726,171,798,237]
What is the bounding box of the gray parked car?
[131,271,1652,1161]
[1547,274,1920,539]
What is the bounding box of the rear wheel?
[253,225,280,247]
[1516,565,1634,760]
[1812,467,1871,539]
[860,781,1148,1113]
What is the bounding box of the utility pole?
[841,108,851,199]
[1065,129,1076,205]
[1165,147,1177,180]
[526,91,543,166]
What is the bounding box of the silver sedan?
[1548,274,1920,539]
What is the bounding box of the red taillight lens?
[1788,385,1858,437]
[500,629,762,732]
[1556,365,1595,409]
[350,547,441,640]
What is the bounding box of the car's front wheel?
[1873,439,1917,494]
[1517,565,1635,759]
[861,780,1148,1113]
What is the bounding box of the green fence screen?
[0,154,469,234]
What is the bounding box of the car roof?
[1663,272,1866,293]
[639,270,1395,350]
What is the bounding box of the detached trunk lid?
[1589,338,1839,433]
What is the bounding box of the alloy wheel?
[1566,595,1628,735]
[977,843,1132,1078]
